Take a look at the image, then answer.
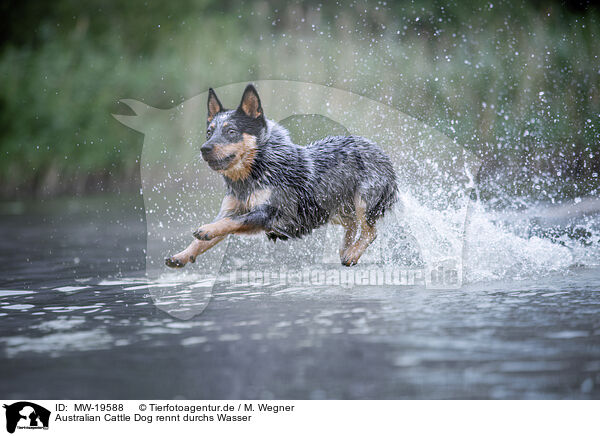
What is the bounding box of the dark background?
[0,0,598,202]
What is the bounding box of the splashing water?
[391,191,598,284]
[113,80,599,305]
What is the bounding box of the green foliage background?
[0,0,598,201]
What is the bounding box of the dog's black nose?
[200,143,213,159]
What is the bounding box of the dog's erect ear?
[207,88,224,122]
[237,84,263,119]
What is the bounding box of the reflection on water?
[0,195,599,399]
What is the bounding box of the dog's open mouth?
[205,153,237,170]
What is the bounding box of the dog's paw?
[165,256,185,268]
[341,256,359,267]
[341,248,361,267]
[193,226,213,241]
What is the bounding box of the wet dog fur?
[165,84,398,268]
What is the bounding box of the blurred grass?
[0,0,598,202]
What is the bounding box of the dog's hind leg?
[341,197,377,267]
[337,216,358,260]
[165,236,226,268]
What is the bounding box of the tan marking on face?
[217,133,258,181]
[212,141,244,160]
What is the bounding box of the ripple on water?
[218,333,242,342]
[1,329,113,358]
[181,336,207,346]
[36,317,86,332]
[545,330,589,339]
[497,361,567,372]
[53,286,90,293]
[46,305,104,313]
[3,304,34,310]
[97,279,146,286]
[0,290,36,297]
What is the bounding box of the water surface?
[0,195,598,399]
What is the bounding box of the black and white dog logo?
[3,402,50,434]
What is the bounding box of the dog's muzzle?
[200,143,214,161]
[205,153,237,170]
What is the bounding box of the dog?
[165,84,398,269]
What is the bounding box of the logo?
[3,402,50,434]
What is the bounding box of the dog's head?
[200,84,267,181]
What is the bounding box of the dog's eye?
[227,127,237,135]
[206,128,213,139]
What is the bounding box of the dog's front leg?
[193,217,244,240]
[193,206,273,241]
[165,195,239,268]
[165,236,226,268]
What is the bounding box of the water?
[0,194,599,399]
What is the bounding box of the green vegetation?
[0,0,598,201]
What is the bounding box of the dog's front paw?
[193,226,214,241]
[165,256,185,268]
